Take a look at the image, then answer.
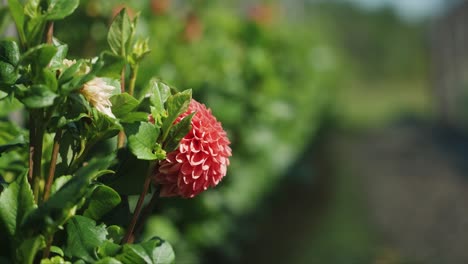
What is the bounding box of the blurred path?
[235,123,468,264]
[346,124,468,264]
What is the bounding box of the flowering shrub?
[0,1,230,263]
[42,1,339,262]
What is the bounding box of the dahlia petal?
[190,151,206,166]
[180,142,189,153]
[192,165,204,179]
[159,162,181,175]
[160,184,179,197]
[190,140,201,153]
[181,162,192,175]
[220,164,227,176]
[175,153,187,163]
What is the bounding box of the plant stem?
[32,110,45,203]
[128,64,139,96]
[42,235,53,259]
[41,21,56,261]
[46,22,54,44]
[28,115,36,185]
[43,129,62,201]
[117,67,126,148]
[68,137,98,173]
[120,66,126,93]
[122,162,156,244]
[129,185,161,244]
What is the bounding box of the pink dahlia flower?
[154,99,231,198]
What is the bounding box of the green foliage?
[125,122,165,160]
[161,90,191,141]
[19,84,58,108]
[83,184,121,221]
[7,0,26,45]
[0,1,200,262]
[0,40,20,66]
[64,215,108,262]
[107,9,133,57]
[115,238,175,264]
[110,93,140,119]
[64,216,175,264]
[45,0,80,21]
[0,171,35,238]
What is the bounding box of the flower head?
[154,99,232,198]
[62,59,115,118]
[80,78,116,118]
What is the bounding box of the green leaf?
[164,112,194,152]
[90,109,122,141]
[49,113,88,131]
[0,61,17,85]
[83,185,121,221]
[161,89,192,141]
[50,246,64,257]
[40,256,71,264]
[0,40,20,66]
[7,0,25,45]
[59,59,84,84]
[125,122,165,160]
[45,0,79,20]
[110,93,139,119]
[50,175,72,195]
[64,215,108,263]
[107,8,132,56]
[21,155,115,235]
[74,154,116,181]
[95,257,123,264]
[115,237,175,264]
[21,44,58,68]
[98,52,125,78]
[0,7,9,36]
[39,68,58,92]
[49,39,68,69]
[19,84,58,108]
[147,80,170,123]
[24,16,47,47]
[119,112,150,123]
[106,225,124,244]
[24,0,40,18]
[0,142,25,156]
[17,235,45,264]
[130,38,151,64]
[97,241,122,259]
[0,171,35,238]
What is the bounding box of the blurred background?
[9,0,468,263]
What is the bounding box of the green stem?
[128,64,139,96]
[122,162,156,244]
[28,115,36,185]
[43,129,62,201]
[117,67,126,148]
[42,235,53,260]
[32,110,45,203]
[68,137,98,173]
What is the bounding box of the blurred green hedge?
[54,1,341,262]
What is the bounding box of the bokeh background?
[11,0,468,263]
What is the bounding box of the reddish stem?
[43,129,62,201]
[122,163,156,244]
